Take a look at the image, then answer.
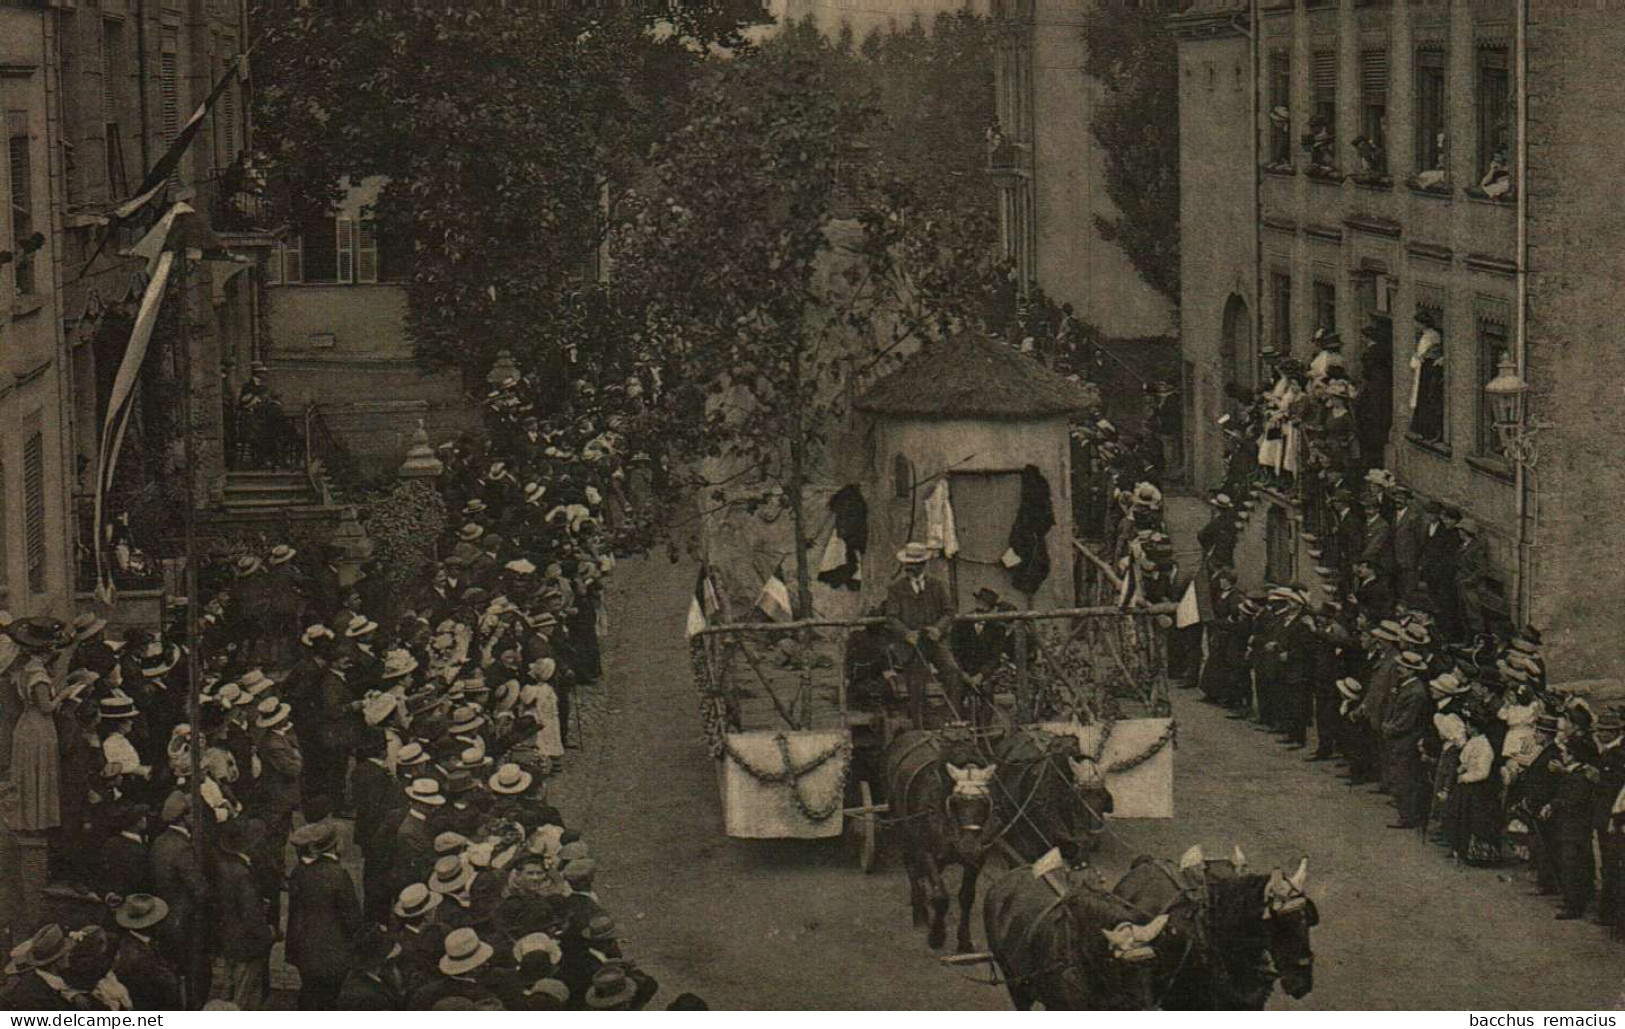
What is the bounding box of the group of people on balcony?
[229,363,301,472]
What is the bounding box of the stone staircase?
[221,469,322,511]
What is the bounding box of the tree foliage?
[1080,1,1181,307]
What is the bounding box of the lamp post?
[1483,353,1545,468]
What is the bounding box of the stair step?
[222,497,317,510]
[224,480,315,495]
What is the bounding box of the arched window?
[893,454,914,499]
[1221,293,1254,392]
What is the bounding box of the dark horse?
[883,726,1115,953]
[983,862,1171,1010]
[1112,849,1319,1009]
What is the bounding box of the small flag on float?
[1175,580,1202,628]
[686,564,720,639]
[757,563,794,623]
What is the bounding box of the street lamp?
[1483,353,1544,467]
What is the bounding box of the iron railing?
[304,403,355,504]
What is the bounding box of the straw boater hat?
[1335,677,1364,702]
[433,832,470,858]
[99,690,139,722]
[142,642,182,679]
[438,928,494,977]
[458,523,485,544]
[268,544,297,566]
[505,558,537,576]
[463,499,488,515]
[234,555,264,577]
[406,778,447,806]
[345,613,379,639]
[362,692,399,727]
[301,624,335,647]
[449,705,486,735]
[1396,651,1429,673]
[397,742,430,769]
[381,649,420,681]
[1209,493,1235,511]
[896,541,932,565]
[255,697,292,730]
[239,668,274,698]
[429,855,476,896]
[1429,672,1468,697]
[523,482,546,505]
[490,763,533,796]
[73,611,109,641]
[394,883,443,921]
[486,461,509,482]
[1132,482,1163,508]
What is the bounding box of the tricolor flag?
[686,564,721,639]
[81,50,251,277]
[756,564,794,623]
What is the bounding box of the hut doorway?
[946,470,1024,608]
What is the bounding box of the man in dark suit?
[214,817,275,1009]
[113,894,183,1011]
[1349,558,1393,622]
[1389,488,1429,605]
[350,732,402,923]
[883,543,965,727]
[285,820,362,1010]
[338,928,408,1010]
[100,803,152,899]
[148,791,211,1005]
[1421,506,1466,637]
[949,587,1013,681]
[1379,655,1433,829]
[251,699,303,892]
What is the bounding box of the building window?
[1267,51,1291,165]
[274,214,406,286]
[103,22,130,200]
[1270,271,1292,356]
[1313,279,1336,337]
[1308,49,1338,171]
[1409,300,1447,445]
[1476,313,1511,458]
[8,111,36,296]
[160,31,180,144]
[1414,48,1447,182]
[893,454,914,499]
[1357,51,1389,177]
[1476,48,1514,197]
[23,432,46,594]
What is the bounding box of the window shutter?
[222,81,238,162]
[1361,51,1388,95]
[357,221,379,283]
[1312,50,1337,97]
[9,112,35,295]
[100,22,116,121]
[160,31,180,144]
[336,217,356,283]
[24,432,46,594]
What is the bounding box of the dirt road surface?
[551,550,1621,1010]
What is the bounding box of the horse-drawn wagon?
[686,592,1182,870]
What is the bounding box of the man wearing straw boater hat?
[882,542,967,728]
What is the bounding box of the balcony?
[207,169,284,246]
[986,138,1033,180]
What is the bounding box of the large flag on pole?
[91,202,220,602]
[80,50,250,278]
[756,564,794,623]
[686,564,721,639]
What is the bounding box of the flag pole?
[177,250,207,1006]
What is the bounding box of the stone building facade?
[1175,0,1625,680]
[991,0,1176,339]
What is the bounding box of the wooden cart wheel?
[856,779,878,874]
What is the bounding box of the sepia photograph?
[0,0,1619,1014]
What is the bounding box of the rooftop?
[855,332,1100,421]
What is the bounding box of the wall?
[1175,21,1255,492]
[263,282,474,477]
[0,7,73,618]
[867,415,1075,611]
[1030,0,1175,339]
[1523,7,1625,681]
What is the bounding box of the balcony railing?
[207,169,277,234]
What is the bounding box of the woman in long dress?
[12,637,79,831]
[1456,724,1504,865]
[524,657,565,762]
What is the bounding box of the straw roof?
[855,333,1100,420]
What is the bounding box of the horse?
[1111,847,1319,1010]
[988,727,1116,864]
[983,861,1171,1010]
[883,728,1000,952]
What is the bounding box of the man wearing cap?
[1379,653,1434,829]
[148,791,212,1003]
[1389,489,1429,605]
[350,732,402,923]
[112,895,181,1010]
[264,544,306,666]
[883,542,966,727]
[213,817,275,1009]
[286,820,362,1009]
[391,778,447,901]
[337,928,407,1010]
[1196,495,1240,569]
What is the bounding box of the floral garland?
[1075,714,1178,774]
[720,732,852,823]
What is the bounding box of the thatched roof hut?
[855,333,1096,611]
